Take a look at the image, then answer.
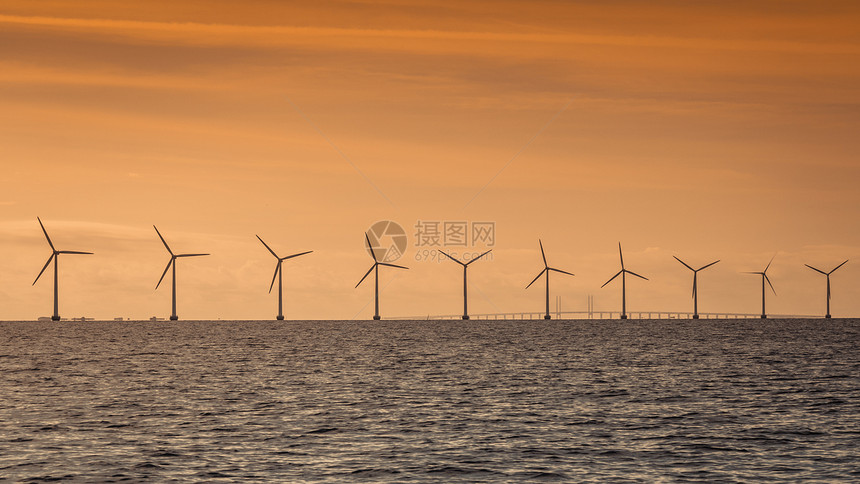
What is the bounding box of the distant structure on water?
[32,217,93,322]
[356,232,408,320]
[154,226,209,321]
[744,256,777,319]
[256,235,312,321]
[525,240,574,320]
[601,243,648,320]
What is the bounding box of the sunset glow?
[2,1,859,320]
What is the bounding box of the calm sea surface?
[1,319,858,482]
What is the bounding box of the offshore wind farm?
[10,217,853,321]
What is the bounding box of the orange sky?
[1,0,859,320]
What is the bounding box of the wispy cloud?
[2,13,858,55]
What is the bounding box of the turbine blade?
[764,254,776,273]
[673,256,694,271]
[439,250,464,266]
[830,259,849,274]
[764,274,776,295]
[549,268,575,277]
[525,269,546,289]
[805,264,827,275]
[156,258,173,290]
[355,264,375,288]
[176,253,209,257]
[153,226,173,256]
[282,250,313,260]
[698,260,720,271]
[33,254,55,285]
[37,217,54,251]
[692,276,697,299]
[465,249,493,266]
[269,261,280,293]
[379,262,409,270]
[742,271,763,275]
[256,235,279,258]
[618,242,624,270]
[58,251,93,255]
[365,232,377,262]
[601,270,622,288]
[626,269,649,281]
[539,240,547,268]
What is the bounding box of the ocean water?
[0,319,858,482]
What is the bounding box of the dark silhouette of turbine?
[601,243,648,320]
[674,256,719,319]
[33,217,93,321]
[526,240,574,320]
[154,226,209,321]
[805,260,848,319]
[439,249,492,320]
[356,232,407,320]
[744,255,776,319]
[256,235,312,321]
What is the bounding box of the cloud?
[2,13,858,55]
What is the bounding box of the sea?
[0,319,858,482]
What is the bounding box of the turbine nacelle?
[256,235,312,293]
[356,232,408,288]
[526,239,574,289]
[33,217,93,286]
[674,256,720,299]
[805,260,848,307]
[439,249,493,267]
[153,226,209,289]
[743,254,777,293]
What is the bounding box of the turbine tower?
[154,226,209,321]
[32,217,93,321]
[674,256,720,319]
[744,255,776,319]
[439,249,492,320]
[526,240,574,320]
[356,233,408,320]
[601,243,648,320]
[805,260,848,319]
[256,235,312,321]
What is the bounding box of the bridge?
[389,310,820,320]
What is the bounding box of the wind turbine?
[256,235,312,321]
[805,260,848,319]
[356,233,408,320]
[33,217,93,321]
[744,255,776,319]
[601,243,648,320]
[439,249,492,320]
[526,240,574,320]
[154,226,209,321]
[674,256,720,319]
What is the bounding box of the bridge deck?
[390,311,820,320]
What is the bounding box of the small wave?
[511,470,568,480]
[685,443,749,452]
[348,468,402,477]
[22,474,76,482]
[424,466,505,477]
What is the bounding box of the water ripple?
[0,319,858,481]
